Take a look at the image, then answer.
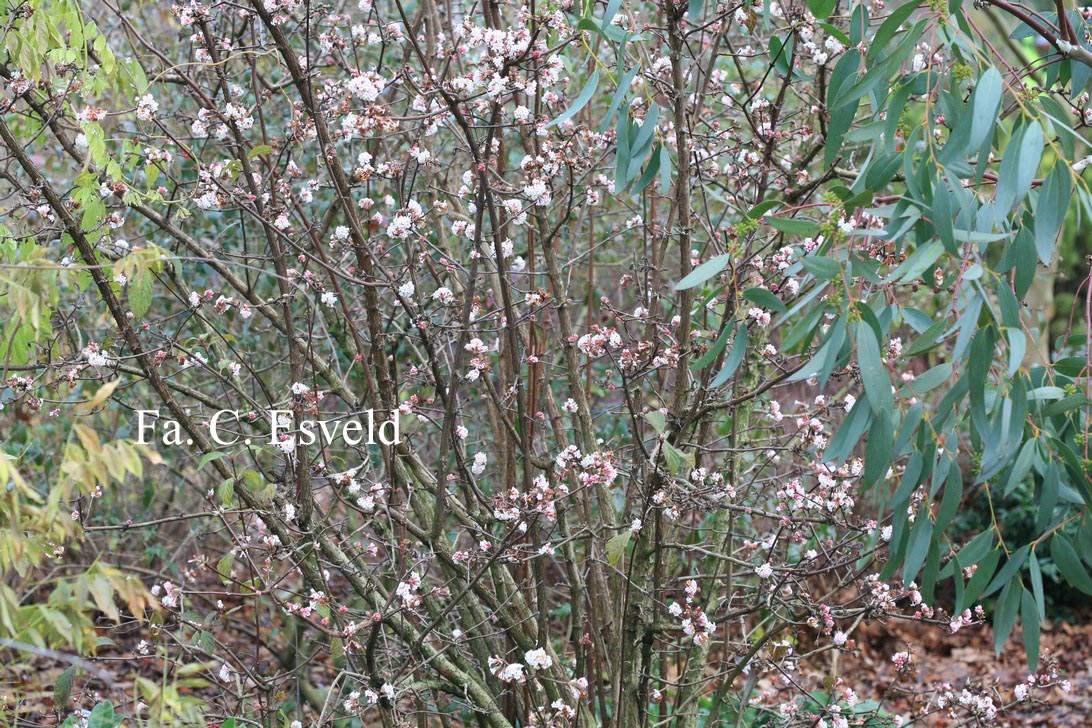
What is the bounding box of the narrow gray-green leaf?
[675,254,730,290]
[549,69,599,128]
[856,322,892,414]
[801,256,841,280]
[993,580,1020,654]
[741,287,787,315]
[710,325,748,388]
[1034,163,1071,264]
[1021,587,1040,669]
[1052,535,1092,595]
[968,68,1002,152]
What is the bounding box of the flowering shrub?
[0,0,1090,726]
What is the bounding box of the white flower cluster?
[135,94,158,121]
[81,342,113,369]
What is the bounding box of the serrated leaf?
[54,666,75,707]
[606,530,631,566]
[663,442,692,475]
[247,145,274,158]
[88,574,120,623]
[644,410,666,434]
[217,552,235,586]
[129,268,152,319]
[217,478,235,508]
[198,451,227,472]
[80,379,120,413]
[86,702,117,728]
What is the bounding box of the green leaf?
[907,318,949,356]
[217,552,235,585]
[217,477,236,508]
[747,199,783,220]
[863,411,893,487]
[824,394,872,465]
[984,544,1030,598]
[935,459,963,534]
[856,322,892,415]
[1029,553,1046,622]
[198,451,227,472]
[606,530,631,566]
[807,0,837,19]
[941,529,994,578]
[644,410,666,434]
[86,702,118,728]
[801,256,841,280]
[599,64,640,131]
[866,1,923,64]
[741,287,787,315]
[659,143,672,196]
[961,548,1000,612]
[993,580,1020,654]
[55,666,75,707]
[603,0,622,23]
[968,68,1003,152]
[769,35,794,77]
[676,254,729,290]
[826,99,861,167]
[886,240,943,284]
[828,51,861,112]
[663,442,693,476]
[129,269,153,320]
[691,323,731,370]
[997,121,1043,211]
[549,69,599,127]
[247,145,274,158]
[630,142,662,196]
[1034,163,1071,264]
[710,325,748,388]
[790,312,848,384]
[1021,587,1040,670]
[767,216,821,236]
[1051,534,1092,595]
[903,513,934,587]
